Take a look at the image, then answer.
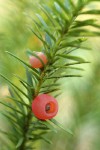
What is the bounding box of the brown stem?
[19,69,46,150]
[19,111,32,150]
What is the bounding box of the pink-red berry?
[29,52,48,68]
[32,94,58,120]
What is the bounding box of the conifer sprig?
[0,0,100,149]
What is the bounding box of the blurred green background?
[0,0,100,150]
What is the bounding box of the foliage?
[0,0,100,149]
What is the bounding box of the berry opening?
[45,102,55,113]
[45,103,50,111]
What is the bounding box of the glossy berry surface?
[29,52,48,68]
[32,94,58,120]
